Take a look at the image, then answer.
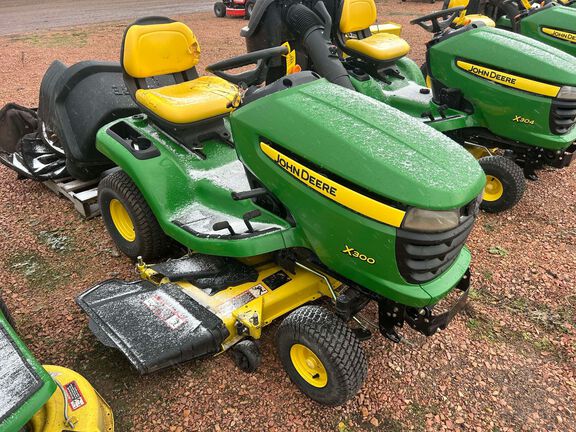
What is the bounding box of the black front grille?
[396,215,475,284]
[551,98,576,135]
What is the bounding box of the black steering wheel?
[410,6,466,33]
[206,46,288,87]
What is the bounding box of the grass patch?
[5,251,74,290]
[484,222,495,232]
[10,32,88,48]
[488,246,508,257]
[465,317,500,342]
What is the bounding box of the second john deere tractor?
[444,0,576,57]
[242,0,576,213]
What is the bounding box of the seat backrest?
[444,0,470,8]
[121,17,201,79]
[339,0,377,34]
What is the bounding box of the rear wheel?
[276,305,367,406]
[99,170,171,261]
[214,2,226,17]
[245,0,255,19]
[479,156,525,213]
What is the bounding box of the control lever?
[213,221,236,235]
[231,187,267,201]
[243,210,262,233]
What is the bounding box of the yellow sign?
[542,27,576,44]
[282,42,300,75]
[456,60,560,97]
[260,142,406,227]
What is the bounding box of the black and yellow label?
[456,61,560,97]
[260,142,405,227]
[542,28,576,44]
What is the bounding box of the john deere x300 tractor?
[74,17,485,405]
[242,0,576,213]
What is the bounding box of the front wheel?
[99,170,172,261]
[276,306,367,406]
[479,155,525,213]
[214,2,226,17]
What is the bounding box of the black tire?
[0,294,16,329]
[479,155,525,213]
[98,170,171,261]
[276,305,367,406]
[231,339,261,372]
[245,0,255,19]
[214,2,226,17]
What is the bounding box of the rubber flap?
[76,280,229,374]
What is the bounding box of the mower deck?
[77,254,334,373]
[77,279,230,373]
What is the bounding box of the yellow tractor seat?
[454,13,496,27]
[135,76,239,124]
[121,16,239,148]
[345,32,411,62]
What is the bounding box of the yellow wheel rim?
[425,74,432,89]
[109,199,136,242]
[484,175,504,202]
[290,344,328,388]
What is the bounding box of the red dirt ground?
[0,2,575,431]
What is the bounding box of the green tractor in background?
[444,0,576,57]
[73,17,485,406]
[242,0,576,213]
[0,294,113,432]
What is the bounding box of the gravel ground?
[0,2,575,431]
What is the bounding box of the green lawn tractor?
[444,0,576,57]
[242,0,576,213]
[75,17,485,406]
[0,294,113,432]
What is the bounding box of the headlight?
[402,208,460,233]
[558,86,576,101]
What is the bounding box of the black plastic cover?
[40,61,139,180]
[76,280,229,374]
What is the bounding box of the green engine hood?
[446,26,576,85]
[234,79,484,210]
[519,6,576,56]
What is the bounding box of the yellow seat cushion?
[135,76,240,124]
[369,22,402,37]
[345,33,410,62]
